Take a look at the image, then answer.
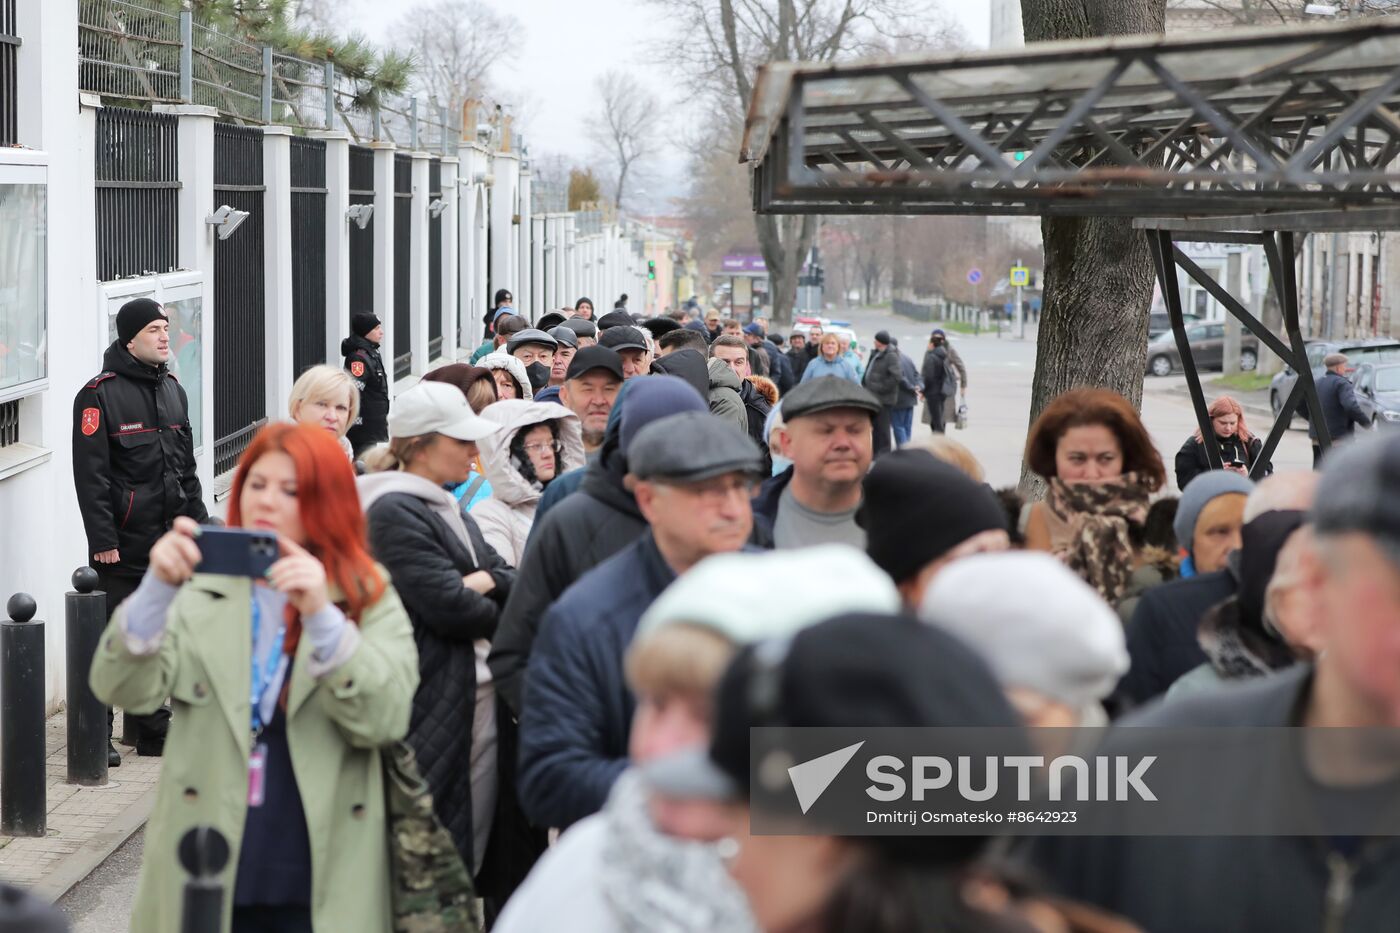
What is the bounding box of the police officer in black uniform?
[72,298,208,762]
[342,311,390,456]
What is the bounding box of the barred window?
[0,400,19,448]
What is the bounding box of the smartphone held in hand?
[196,527,280,578]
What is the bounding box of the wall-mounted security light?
[206,205,250,240]
[428,198,447,218]
[346,204,374,230]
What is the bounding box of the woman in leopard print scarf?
[1024,389,1168,605]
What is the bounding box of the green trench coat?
[90,571,419,933]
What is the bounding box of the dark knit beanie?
[857,448,1009,584]
[351,312,381,339]
[116,298,168,346]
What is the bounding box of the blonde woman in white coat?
[472,399,585,565]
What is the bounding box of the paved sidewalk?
[0,710,160,901]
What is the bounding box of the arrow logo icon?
[788,741,864,814]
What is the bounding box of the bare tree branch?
[389,0,522,114]
[588,70,660,211]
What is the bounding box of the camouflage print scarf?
[1046,472,1154,605]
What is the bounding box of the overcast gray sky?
[351,0,992,208]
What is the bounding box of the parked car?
[1145,321,1260,377]
[1348,362,1400,430]
[1147,311,1201,341]
[1269,339,1400,417]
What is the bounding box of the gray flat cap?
[628,411,765,483]
[561,318,598,340]
[549,325,579,349]
[506,328,559,353]
[782,376,881,421]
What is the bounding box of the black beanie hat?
[116,298,168,346]
[857,448,1009,584]
[351,312,381,339]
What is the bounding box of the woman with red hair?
[1174,395,1269,490]
[90,423,418,933]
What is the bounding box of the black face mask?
[525,361,551,392]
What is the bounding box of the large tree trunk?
[1018,0,1167,495]
[757,213,817,325]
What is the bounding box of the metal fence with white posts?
[78,0,459,148]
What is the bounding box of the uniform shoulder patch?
[80,408,101,436]
[350,361,366,377]
[85,372,116,390]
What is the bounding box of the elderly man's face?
[1314,533,1400,725]
[635,471,755,564]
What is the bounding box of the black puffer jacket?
[1175,433,1267,490]
[488,416,648,717]
[72,341,207,576]
[342,333,389,453]
[360,475,515,863]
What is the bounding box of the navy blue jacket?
[516,532,677,829]
[1114,570,1236,709]
[760,339,794,393]
[1308,370,1370,442]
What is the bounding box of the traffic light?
[647,260,656,281]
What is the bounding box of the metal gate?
[348,145,374,327]
[393,154,412,379]
[95,108,179,281]
[428,158,442,361]
[213,123,266,476]
[290,136,327,376]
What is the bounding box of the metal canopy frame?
[741,19,1400,219]
[741,19,1400,461]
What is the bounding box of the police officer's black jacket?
[342,333,389,449]
[72,341,207,576]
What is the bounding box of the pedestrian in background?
[1309,351,1370,466]
[341,312,390,455]
[358,383,515,874]
[861,330,903,457]
[785,331,811,381]
[74,297,208,761]
[931,329,968,427]
[90,423,418,933]
[891,336,922,445]
[799,333,860,383]
[1175,395,1267,489]
[287,365,358,461]
[574,297,595,321]
[1023,388,1166,605]
[472,313,528,364]
[920,331,955,434]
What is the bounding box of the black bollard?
[67,568,108,786]
[179,826,230,933]
[1,593,45,837]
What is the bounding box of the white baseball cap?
[388,382,501,442]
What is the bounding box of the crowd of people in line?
[60,293,1400,933]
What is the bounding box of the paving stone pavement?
[0,710,159,901]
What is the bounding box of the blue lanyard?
[249,595,287,739]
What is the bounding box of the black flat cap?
[506,328,558,353]
[565,345,624,382]
[536,311,568,331]
[561,318,598,340]
[627,411,765,483]
[597,310,634,331]
[600,325,649,353]
[549,325,579,349]
[643,317,683,339]
[781,376,880,421]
